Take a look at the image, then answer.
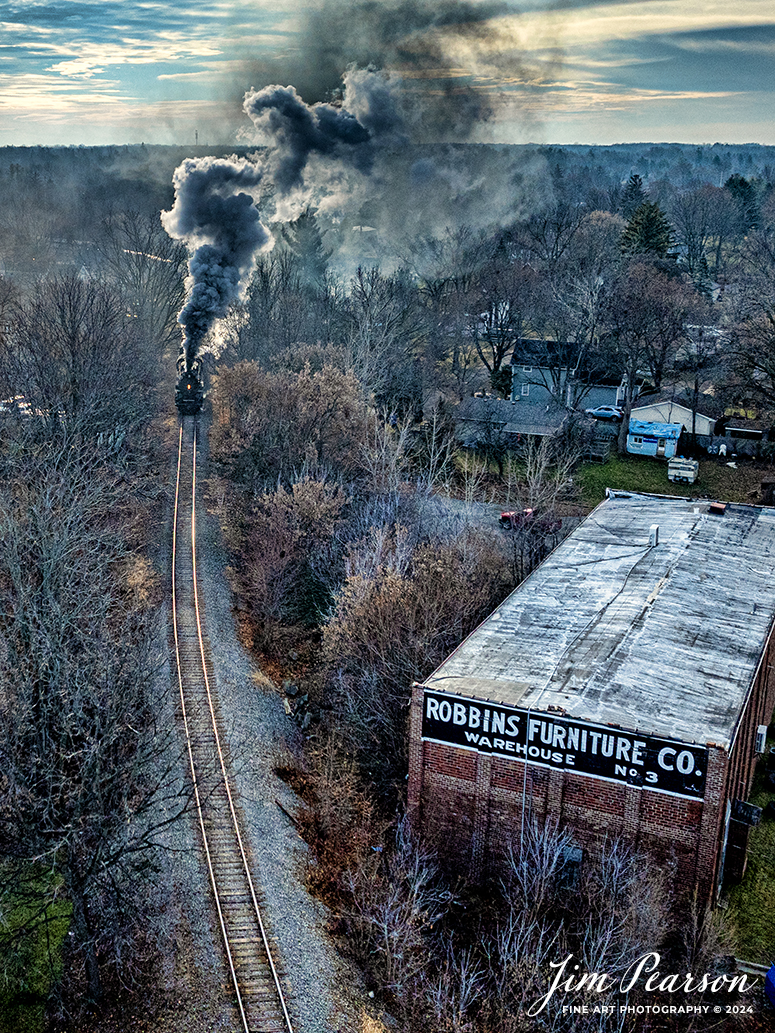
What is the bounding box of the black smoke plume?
[162,157,269,369]
[241,0,517,139]
[163,0,557,366]
[164,71,400,367]
[243,85,372,194]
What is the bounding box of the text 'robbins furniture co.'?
[408,492,775,902]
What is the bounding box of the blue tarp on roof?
[628,420,682,438]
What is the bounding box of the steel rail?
[172,417,294,1033]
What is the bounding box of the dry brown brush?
[322,525,513,794]
[209,360,370,490]
[228,475,349,654]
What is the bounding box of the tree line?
[2,145,775,433]
[202,172,775,456]
[0,274,188,1026]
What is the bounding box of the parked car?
[499,508,562,534]
[499,507,536,529]
[584,405,623,420]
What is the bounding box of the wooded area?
[1,139,773,1030]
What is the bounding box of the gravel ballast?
[191,420,353,1033]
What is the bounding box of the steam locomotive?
[175,359,205,415]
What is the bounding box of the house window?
[521,384,530,396]
[632,435,643,445]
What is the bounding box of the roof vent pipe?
[649,524,659,547]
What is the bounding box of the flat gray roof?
[424,493,775,749]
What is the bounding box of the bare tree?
[670,185,737,279]
[676,889,735,975]
[228,248,344,365]
[533,211,624,410]
[412,403,458,494]
[468,250,542,378]
[90,209,188,352]
[475,397,511,478]
[519,429,582,512]
[426,941,485,1033]
[578,837,671,983]
[345,266,426,418]
[0,446,189,1004]
[0,275,19,349]
[727,202,775,409]
[505,817,578,917]
[1,274,158,444]
[0,196,59,286]
[462,819,573,1030]
[359,410,414,496]
[601,261,703,449]
[347,816,451,1010]
[515,200,586,285]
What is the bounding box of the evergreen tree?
[280,208,330,286]
[620,201,674,258]
[620,173,645,219]
[724,173,759,233]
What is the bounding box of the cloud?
[567,23,775,98]
[44,37,222,79]
[546,1,775,47]
[0,3,111,27]
[1,0,775,145]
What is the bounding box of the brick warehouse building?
[408,492,775,901]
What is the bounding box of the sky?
[0,0,773,148]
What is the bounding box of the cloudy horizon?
[0,0,773,148]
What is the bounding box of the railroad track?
[172,416,294,1033]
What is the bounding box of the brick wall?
[409,682,737,902]
[408,614,775,900]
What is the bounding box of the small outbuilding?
[631,398,716,438]
[626,419,682,459]
[667,456,699,484]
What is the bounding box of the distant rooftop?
[424,493,775,749]
[456,395,569,437]
[634,391,720,421]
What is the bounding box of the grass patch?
[0,867,71,1033]
[578,453,767,508]
[726,735,775,964]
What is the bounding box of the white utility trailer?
[667,456,699,484]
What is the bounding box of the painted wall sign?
[422,688,707,799]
